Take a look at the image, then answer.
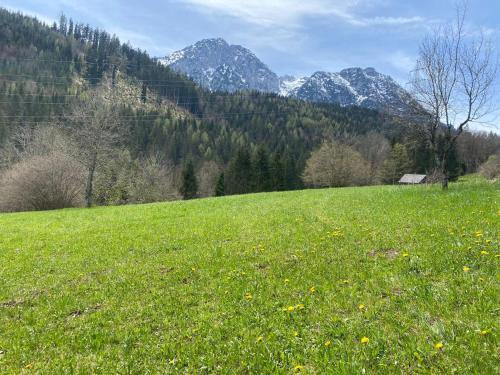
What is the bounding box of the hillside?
[0,178,498,373]
[0,9,408,169]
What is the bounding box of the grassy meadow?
[0,177,498,374]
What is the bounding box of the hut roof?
[399,174,427,184]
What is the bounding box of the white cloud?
[178,0,427,28]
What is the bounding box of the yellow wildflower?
[481,251,489,255]
[168,359,175,365]
[463,266,470,272]
[244,293,253,300]
[256,336,264,342]
[325,340,332,347]
[287,306,295,312]
[309,286,316,293]
[434,342,444,350]
[402,252,409,257]
[293,331,299,337]
[480,329,490,335]
[360,337,369,344]
[294,365,304,372]
[358,304,365,310]
[285,278,290,283]
[296,303,305,310]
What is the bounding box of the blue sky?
[3,0,499,130]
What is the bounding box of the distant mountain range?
[159,38,414,114]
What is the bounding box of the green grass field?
[0,177,498,374]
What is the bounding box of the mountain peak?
[160,39,413,114]
[160,38,279,93]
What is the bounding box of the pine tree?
[180,160,198,200]
[215,173,225,196]
[253,146,271,192]
[380,143,411,184]
[225,148,252,194]
[270,152,285,191]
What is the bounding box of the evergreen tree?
[215,173,225,196]
[380,143,412,184]
[253,146,271,192]
[180,160,198,200]
[59,14,67,35]
[225,148,252,195]
[141,83,147,103]
[270,152,285,191]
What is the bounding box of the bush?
[479,154,500,180]
[0,153,85,212]
[303,142,370,188]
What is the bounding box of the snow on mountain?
[159,38,279,93]
[287,68,413,113]
[279,75,308,96]
[160,39,413,114]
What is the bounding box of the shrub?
[479,154,500,180]
[303,142,370,188]
[0,153,85,212]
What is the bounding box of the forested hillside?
[0,9,498,211]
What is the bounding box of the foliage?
[180,160,198,200]
[303,142,371,187]
[380,143,412,184]
[479,154,500,180]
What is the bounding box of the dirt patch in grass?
[368,248,400,259]
[0,299,23,308]
[69,304,102,318]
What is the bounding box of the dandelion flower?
[480,329,490,335]
[481,251,489,255]
[309,286,316,293]
[402,252,409,257]
[360,337,369,344]
[325,340,332,347]
[191,267,196,271]
[434,342,444,350]
[463,266,471,272]
[293,331,299,337]
[294,365,304,372]
[244,293,253,300]
[285,278,290,283]
[287,306,295,312]
[296,303,305,310]
[358,304,365,310]
[256,336,264,342]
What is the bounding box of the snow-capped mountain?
[159,38,279,93]
[160,38,413,114]
[290,68,413,113]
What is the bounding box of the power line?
[0,56,174,70]
[0,73,201,85]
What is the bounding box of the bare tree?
[69,89,126,207]
[410,3,498,188]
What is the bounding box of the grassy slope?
[0,178,498,374]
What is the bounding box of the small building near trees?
[398,174,427,184]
